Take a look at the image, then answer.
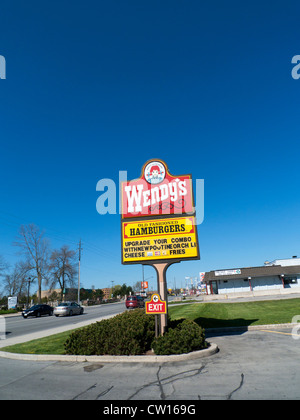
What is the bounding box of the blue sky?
[1,0,300,292]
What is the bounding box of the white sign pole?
[153,262,169,336]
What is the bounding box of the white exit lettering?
[149,303,164,311]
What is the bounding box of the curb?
[0,312,22,319]
[0,343,218,363]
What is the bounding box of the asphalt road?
[3,302,125,343]
[1,327,300,400]
[1,297,300,401]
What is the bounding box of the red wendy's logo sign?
[121,159,194,218]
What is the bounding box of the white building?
[203,256,300,297]
[264,256,300,267]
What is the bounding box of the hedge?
[64,310,207,356]
[152,319,207,355]
[64,309,155,355]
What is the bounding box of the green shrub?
[152,319,207,355]
[64,309,155,356]
[0,308,19,315]
[64,310,207,356]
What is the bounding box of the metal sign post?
[152,263,169,335]
[155,315,159,338]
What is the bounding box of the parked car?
[22,304,53,318]
[125,295,145,309]
[53,302,84,317]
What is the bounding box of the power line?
[0,210,122,281]
[0,211,115,257]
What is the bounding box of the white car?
[54,302,84,317]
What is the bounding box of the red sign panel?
[145,294,167,314]
[121,159,194,219]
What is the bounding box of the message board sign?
[122,215,199,264]
[8,296,17,309]
[121,159,194,218]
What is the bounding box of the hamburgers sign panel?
[121,159,194,218]
[122,215,199,264]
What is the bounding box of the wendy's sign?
[121,159,200,336]
[121,159,194,218]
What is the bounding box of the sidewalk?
[0,312,22,318]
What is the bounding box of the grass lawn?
[168,298,300,329]
[2,298,300,354]
[1,330,75,355]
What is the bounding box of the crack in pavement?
[72,383,97,400]
[127,364,207,400]
[157,366,165,400]
[72,384,114,400]
[0,362,54,391]
[226,373,245,400]
[97,385,114,399]
[127,364,245,401]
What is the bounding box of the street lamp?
[142,265,153,293]
[141,275,153,295]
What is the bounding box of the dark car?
[125,295,145,309]
[137,295,145,308]
[22,304,53,318]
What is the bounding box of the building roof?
[204,265,300,282]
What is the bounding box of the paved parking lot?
[0,327,299,400]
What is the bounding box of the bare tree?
[0,255,9,297]
[0,255,8,275]
[49,245,77,300]
[2,261,28,297]
[14,224,50,303]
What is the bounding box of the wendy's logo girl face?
[144,161,166,185]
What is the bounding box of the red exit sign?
[145,294,167,314]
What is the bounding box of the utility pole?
[78,239,82,304]
[26,277,33,309]
[111,280,114,298]
[142,265,144,294]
